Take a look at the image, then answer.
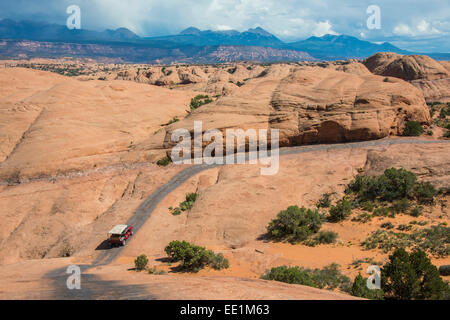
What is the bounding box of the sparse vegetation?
[306,230,338,246]
[261,264,352,293]
[165,117,179,125]
[134,254,149,271]
[157,156,172,167]
[169,193,197,215]
[403,121,424,136]
[344,168,437,219]
[164,240,229,272]
[266,206,323,244]
[328,199,352,222]
[362,225,449,258]
[190,94,213,110]
[316,193,332,208]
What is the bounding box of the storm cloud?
[0,0,449,51]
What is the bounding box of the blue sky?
[1,0,449,52]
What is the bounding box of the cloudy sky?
[1,0,449,52]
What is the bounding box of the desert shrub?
[381,168,417,201]
[261,264,351,293]
[328,199,352,222]
[403,121,424,136]
[397,224,412,231]
[352,212,373,223]
[227,67,237,74]
[190,94,213,110]
[147,267,166,275]
[157,157,172,167]
[180,193,197,211]
[413,182,437,204]
[346,174,366,194]
[351,274,384,300]
[316,193,332,208]
[210,253,230,270]
[439,106,449,119]
[390,198,411,214]
[409,206,423,217]
[359,201,375,212]
[310,263,352,292]
[381,222,394,229]
[315,231,338,244]
[261,266,316,287]
[169,193,197,215]
[266,206,323,243]
[164,240,229,272]
[413,225,450,258]
[362,225,449,258]
[166,117,179,125]
[134,254,149,271]
[381,248,448,300]
[346,168,437,205]
[372,207,390,217]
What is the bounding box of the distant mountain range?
[0,19,448,63]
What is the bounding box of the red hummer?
[108,225,134,247]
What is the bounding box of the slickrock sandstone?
[363,52,450,102]
[363,52,449,81]
[159,64,430,153]
[0,68,197,181]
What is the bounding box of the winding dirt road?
[93,138,450,266]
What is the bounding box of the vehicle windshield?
[109,234,122,239]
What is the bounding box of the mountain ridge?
[0,19,449,62]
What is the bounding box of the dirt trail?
[93,138,450,266]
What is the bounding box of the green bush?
[210,253,230,270]
[147,266,166,275]
[190,95,213,110]
[362,225,449,258]
[390,198,411,214]
[316,193,332,208]
[413,182,437,204]
[267,206,323,243]
[372,207,390,217]
[351,273,384,300]
[382,248,448,300]
[328,199,352,222]
[157,157,172,167]
[134,254,149,271]
[261,266,316,287]
[315,231,339,244]
[403,121,424,136]
[261,264,351,293]
[170,193,197,215]
[409,206,423,217]
[346,168,437,205]
[380,168,417,201]
[381,222,394,229]
[180,193,197,211]
[164,240,229,272]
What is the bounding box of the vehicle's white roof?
[108,224,128,235]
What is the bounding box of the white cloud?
[393,24,414,36]
[393,20,442,37]
[216,25,234,31]
[313,20,338,37]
